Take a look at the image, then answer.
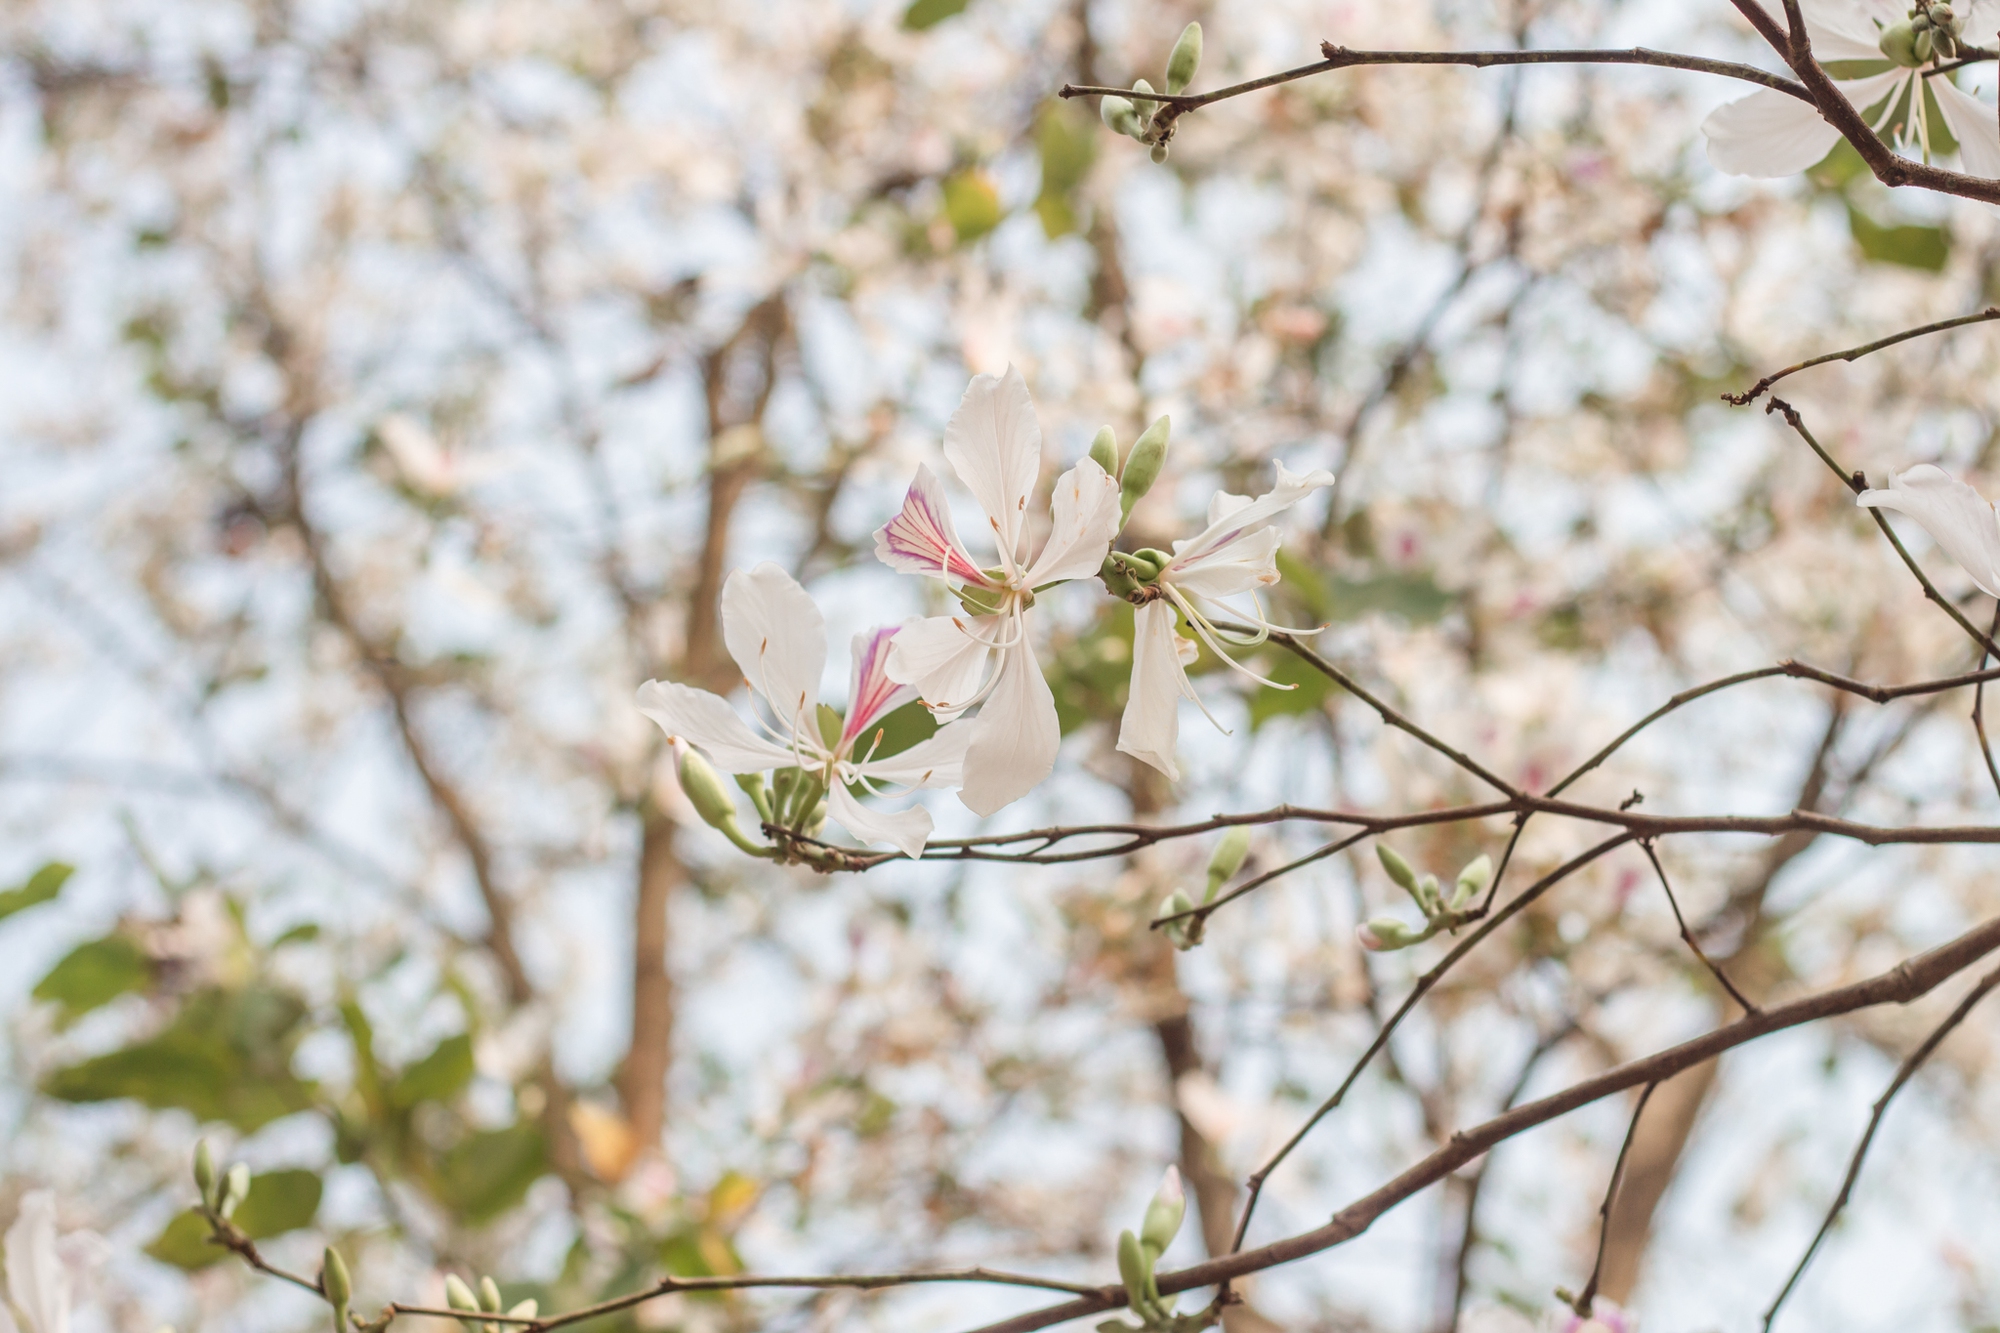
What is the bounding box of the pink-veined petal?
[1023,457,1122,586]
[1858,464,2000,596]
[958,626,1060,816]
[1169,525,1284,600]
[636,680,800,773]
[827,782,935,859]
[885,614,998,718]
[6,1192,66,1333]
[943,366,1043,572]
[1701,87,1847,177]
[842,627,919,749]
[1935,74,2000,178]
[855,719,975,788]
[873,463,990,583]
[720,562,827,729]
[1171,462,1335,568]
[1117,599,1197,780]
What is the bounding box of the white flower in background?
[636,562,972,858]
[1702,0,2000,178]
[1857,463,2000,593]
[1116,463,1335,780]
[874,367,1122,815]
[0,1192,107,1333]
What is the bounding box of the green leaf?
[146,1170,322,1269]
[863,699,938,761]
[33,934,152,1023]
[1247,652,1337,731]
[1033,101,1096,238]
[1848,204,1949,271]
[901,0,969,29]
[816,702,843,751]
[434,1121,547,1224]
[145,1212,223,1270]
[1275,551,1454,625]
[0,862,73,923]
[390,1033,475,1109]
[43,986,316,1131]
[941,170,1003,244]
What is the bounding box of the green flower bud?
[1166,22,1203,95]
[1159,890,1202,950]
[1116,1229,1157,1321]
[1119,416,1170,522]
[193,1140,218,1210]
[1088,426,1120,477]
[506,1302,538,1322]
[1205,826,1252,895]
[1451,853,1493,909]
[444,1277,480,1314]
[1110,550,1163,583]
[1139,1165,1186,1255]
[1913,26,1935,60]
[1358,916,1423,951]
[321,1248,352,1311]
[1130,78,1157,116]
[1376,843,1419,893]
[733,771,772,822]
[219,1163,250,1219]
[1879,19,1922,64]
[1416,873,1441,916]
[1100,95,1142,138]
[1150,142,1170,165]
[676,744,740,833]
[478,1277,502,1314]
[1099,552,1143,599]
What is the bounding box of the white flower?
[1,1192,107,1333]
[1116,462,1335,780]
[1857,463,2000,594]
[636,562,973,858]
[873,367,1122,815]
[1702,0,2000,179]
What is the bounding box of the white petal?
[856,720,976,788]
[872,463,990,583]
[1934,75,2000,178]
[1802,0,1900,62]
[720,562,827,730]
[1170,525,1284,600]
[1117,599,1194,780]
[1964,0,2000,46]
[884,614,997,718]
[943,366,1043,570]
[1023,457,1123,586]
[636,680,800,773]
[6,1193,66,1333]
[1702,88,1844,177]
[958,628,1060,816]
[1858,464,2000,595]
[842,627,919,750]
[827,782,934,859]
[0,1297,18,1333]
[1171,462,1334,568]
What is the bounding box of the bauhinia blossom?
[0,1192,106,1333]
[874,367,1122,815]
[1702,0,2000,179]
[636,562,972,858]
[1857,463,2000,594]
[1112,462,1335,780]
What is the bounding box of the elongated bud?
[1150,143,1170,165]
[1140,1166,1186,1255]
[1158,890,1201,950]
[733,771,772,822]
[1166,22,1203,94]
[1109,550,1163,583]
[1099,552,1143,599]
[478,1277,503,1314]
[1119,416,1170,522]
[674,742,740,833]
[1912,26,1935,60]
[506,1302,538,1322]
[1879,19,1922,64]
[444,1277,480,1315]
[1376,843,1419,893]
[1116,1229,1156,1321]
[193,1140,218,1210]
[1130,77,1157,116]
[322,1248,352,1310]
[1100,95,1141,138]
[1416,874,1442,916]
[219,1163,250,1219]
[1358,917,1421,951]
[1205,827,1251,895]
[1451,854,1493,909]
[1089,426,1120,477]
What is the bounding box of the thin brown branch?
[1974,603,2000,805]
[1760,963,2000,1330]
[1641,840,1759,1016]
[1572,1081,1659,1318]
[1723,308,2000,405]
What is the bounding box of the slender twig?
[1640,840,1759,1015]
[1761,962,2000,1331]
[1571,1081,1660,1317]
[1973,604,2000,804]
[1723,308,2000,405]
[959,908,2000,1333]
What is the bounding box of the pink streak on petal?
[843,626,918,748]
[878,473,988,583]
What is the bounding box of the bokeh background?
[7,1,2000,1330]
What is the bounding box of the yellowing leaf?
[942,170,1002,244]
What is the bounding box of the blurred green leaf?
[33,934,152,1023]
[1033,101,1096,238]
[1049,602,1136,733]
[942,170,1003,244]
[390,1033,475,1110]
[43,985,315,1130]
[0,862,72,923]
[1847,204,1949,271]
[146,1170,323,1270]
[902,0,968,29]
[435,1122,547,1223]
[1277,551,1453,625]
[1247,653,1337,731]
[865,699,938,760]
[270,922,320,947]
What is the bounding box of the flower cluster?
[638,367,1333,858]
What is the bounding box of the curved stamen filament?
[1165,585,1296,691]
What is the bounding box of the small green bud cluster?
[1100,1168,1192,1332]
[193,1140,252,1220]
[1158,826,1252,951]
[445,1273,538,1333]
[1093,415,1176,597]
[1358,846,1492,952]
[675,741,787,857]
[1880,1,1960,64]
[1100,24,1201,163]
